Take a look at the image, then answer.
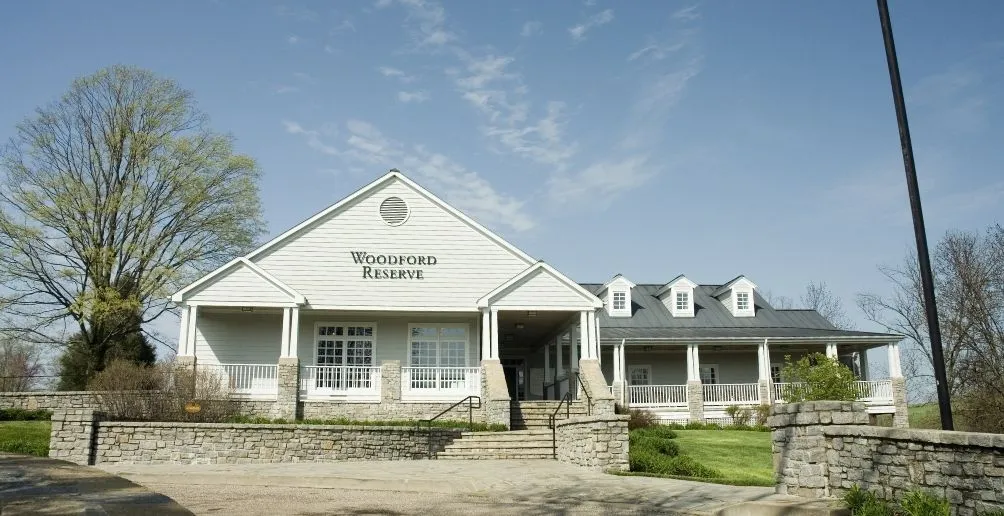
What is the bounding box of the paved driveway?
[100,460,794,515]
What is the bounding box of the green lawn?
[0,421,51,457]
[673,430,774,486]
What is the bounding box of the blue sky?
[2,1,1002,373]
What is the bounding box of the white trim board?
[477,261,602,309]
[172,257,306,305]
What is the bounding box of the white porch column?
[612,342,622,383]
[826,342,838,359]
[556,335,565,378]
[289,307,300,358]
[619,340,627,384]
[481,308,491,360]
[757,341,767,381]
[888,343,902,378]
[686,344,701,381]
[280,307,291,357]
[489,308,500,359]
[185,305,199,356]
[591,311,600,362]
[177,306,190,356]
[571,326,579,371]
[579,311,590,360]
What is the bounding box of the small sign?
[350,251,438,280]
[184,402,202,414]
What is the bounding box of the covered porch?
[602,337,906,423]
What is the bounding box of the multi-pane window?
[628,366,651,386]
[409,325,469,388]
[700,365,718,385]
[676,291,689,311]
[771,364,782,384]
[736,291,751,311]
[315,325,375,389]
[612,291,627,311]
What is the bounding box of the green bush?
[0,409,52,421]
[726,405,752,426]
[899,490,950,516]
[844,485,954,516]
[626,408,658,430]
[781,353,859,402]
[628,426,722,479]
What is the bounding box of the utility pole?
[875,0,953,430]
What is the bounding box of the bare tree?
[801,281,853,329]
[0,333,45,391]
[0,66,265,384]
[858,225,1004,431]
[762,290,795,310]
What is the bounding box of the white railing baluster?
[627,385,688,408]
[195,363,278,399]
[702,383,760,406]
[299,366,382,400]
[400,367,480,401]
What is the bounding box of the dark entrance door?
[501,358,526,401]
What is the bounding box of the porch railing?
[773,380,894,404]
[196,363,278,398]
[628,385,688,407]
[401,367,480,401]
[300,366,381,400]
[703,383,760,406]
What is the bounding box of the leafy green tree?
[0,66,265,385]
[57,309,156,390]
[780,353,859,402]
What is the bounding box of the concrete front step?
[443,440,553,450]
[458,430,552,440]
[436,429,557,460]
[437,454,555,460]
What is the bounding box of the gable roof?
[710,275,758,297]
[479,262,603,309]
[171,258,305,304]
[246,170,535,264]
[580,283,901,342]
[654,274,698,297]
[598,274,636,294]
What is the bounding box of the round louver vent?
[379,196,410,226]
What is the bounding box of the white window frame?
[627,365,652,386]
[700,364,718,385]
[612,291,627,311]
[407,323,471,368]
[675,291,689,312]
[734,290,753,316]
[313,322,377,367]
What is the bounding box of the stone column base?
[274,357,300,420]
[891,376,909,428]
[759,379,772,405]
[687,380,704,422]
[611,380,626,409]
[481,359,511,429]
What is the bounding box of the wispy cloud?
[394,0,455,48]
[547,156,654,207]
[287,34,300,45]
[282,119,535,231]
[397,90,429,103]
[378,66,417,83]
[673,4,701,21]
[568,9,614,42]
[521,21,542,37]
[274,85,300,95]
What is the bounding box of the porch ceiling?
[497,310,573,351]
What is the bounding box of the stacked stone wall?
[554,414,629,471]
[769,401,1004,516]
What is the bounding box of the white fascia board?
[601,335,904,345]
[599,274,636,295]
[654,275,697,298]
[478,262,603,309]
[171,257,305,305]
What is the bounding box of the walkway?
[0,453,191,515]
[100,460,795,515]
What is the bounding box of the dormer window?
[613,291,626,311]
[675,291,689,311]
[736,291,750,311]
[602,274,635,317]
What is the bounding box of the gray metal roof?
[580,283,901,342]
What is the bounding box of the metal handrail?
[547,390,573,459]
[416,395,482,459]
[574,372,592,416]
[542,374,567,400]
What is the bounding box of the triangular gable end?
[172,258,305,306]
[478,262,603,310]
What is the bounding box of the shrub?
[780,353,859,402]
[899,490,950,516]
[625,408,658,430]
[88,359,243,422]
[753,404,771,426]
[726,405,752,426]
[844,485,894,516]
[0,409,52,421]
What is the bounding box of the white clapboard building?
[171,170,908,428]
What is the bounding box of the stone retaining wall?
[769,402,1004,516]
[554,414,629,471]
[1,391,109,411]
[50,410,462,465]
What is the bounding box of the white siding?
[187,264,292,305]
[193,311,283,365]
[253,179,532,309]
[294,311,480,367]
[491,268,592,309]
